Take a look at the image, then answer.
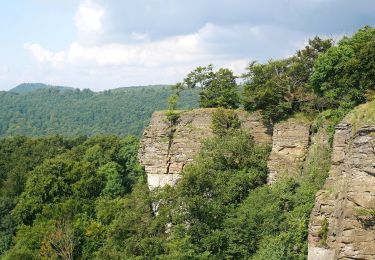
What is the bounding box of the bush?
[211,108,241,136]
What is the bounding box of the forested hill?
[9,83,74,94]
[0,85,199,137]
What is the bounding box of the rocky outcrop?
[139,109,314,188]
[267,119,311,183]
[308,122,375,260]
[139,104,375,258]
[138,109,272,189]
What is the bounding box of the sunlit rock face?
[138,109,271,190]
[308,122,375,260]
[267,118,311,184]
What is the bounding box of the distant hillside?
[9,83,74,94]
[0,85,199,137]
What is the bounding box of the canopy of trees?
[310,26,375,109]
[0,127,330,259]
[242,37,333,123]
[0,85,199,137]
[0,135,147,259]
[242,26,375,126]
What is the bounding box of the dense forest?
[0,26,374,259]
[0,85,199,137]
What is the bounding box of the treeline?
[172,26,375,134]
[0,85,199,137]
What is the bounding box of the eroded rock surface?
[267,119,311,183]
[138,109,271,189]
[308,123,375,260]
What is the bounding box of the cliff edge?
[308,102,375,260]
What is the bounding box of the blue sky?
[0,0,374,91]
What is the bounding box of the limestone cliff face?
[138,109,272,189]
[308,122,375,260]
[267,119,311,183]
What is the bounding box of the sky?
[0,0,374,91]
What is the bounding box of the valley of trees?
[0,85,199,137]
[0,26,374,259]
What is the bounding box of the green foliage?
[311,108,350,145]
[243,37,333,123]
[0,136,71,256]
[179,65,240,109]
[153,130,271,258]
[2,26,374,260]
[318,218,329,247]
[0,135,145,258]
[346,99,375,132]
[211,108,241,136]
[154,127,330,259]
[311,26,375,109]
[99,162,125,198]
[0,85,198,137]
[355,208,375,217]
[165,91,181,126]
[9,83,74,94]
[243,59,295,123]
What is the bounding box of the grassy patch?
[347,100,375,132]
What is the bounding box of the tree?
[311,26,375,109]
[178,65,240,109]
[242,59,294,123]
[99,162,125,198]
[40,221,75,260]
[242,36,333,123]
[160,130,270,257]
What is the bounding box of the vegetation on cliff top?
[172,26,374,129]
[347,100,375,131]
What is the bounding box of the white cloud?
[23,22,308,89]
[75,0,104,33]
[25,35,202,68]
[0,65,9,79]
[130,32,149,41]
[24,43,66,68]
[24,23,263,68]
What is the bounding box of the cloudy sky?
[0,0,374,91]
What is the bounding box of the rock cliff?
[139,109,316,189]
[139,103,375,258]
[138,109,272,189]
[308,107,375,259]
[267,118,311,183]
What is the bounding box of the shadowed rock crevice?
[165,126,177,175]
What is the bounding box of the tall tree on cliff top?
[242,36,333,123]
[310,26,375,109]
[176,65,240,109]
